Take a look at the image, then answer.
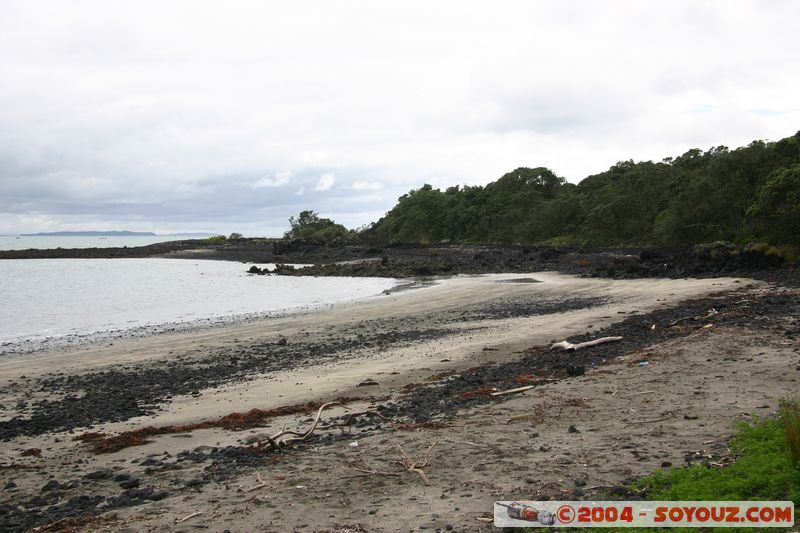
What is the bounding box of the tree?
[285,210,351,242]
[748,166,800,244]
[366,131,800,247]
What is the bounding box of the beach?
[3,271,797,531]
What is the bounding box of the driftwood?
[353,464,402,478]
[175,511,203,524]
[550,336,623,352]
[629,411,675,424]
[255,401,340,451]
[245,472,267,492]
[395,438,439,485]
[353,438,440,485]
[489,385,534,397]
[667,309,718,327]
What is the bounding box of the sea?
[0,235,198,250]
[0,257,396,356]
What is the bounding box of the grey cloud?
[0,1,798,234]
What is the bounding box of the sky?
[0,1,798,236]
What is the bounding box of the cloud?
[351,181,383,191]
[251,171,291,189]
[0,1,798,235]
[314,173,336,192]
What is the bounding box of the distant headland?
[19,231,217,237]
[21,231,158,237]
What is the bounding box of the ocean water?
[0,235,198,251]
[0,258,395,354]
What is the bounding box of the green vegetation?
[366,131,800,247]
[203,235,227,243]
[634,416,800,503]
[780,396,800,469]
[284,210,355,243]
[555,414,800,532]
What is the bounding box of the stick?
[246,472,266,492]
[490,385,534,396]
[263,401,341,449]
[175,511,203,523]
[354,467,401,477]
[418,437,440,468]
[550,336,623,352]
[668,309,718,327]
[395,438,439,485]
[630,413,675,424]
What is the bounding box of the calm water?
[0,258,395,354]
[0,235,199,251]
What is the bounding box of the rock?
[119,478,140,489]
[357,379,379,387]
[41,480,68,492]
[566,365,585,376]
[21,448,42,457]
[568,425,580,433]
[247,265,261,274]
[28,495,49,507]
[85,469,113,480]
[276,337,287,346]
[661,461,673,467]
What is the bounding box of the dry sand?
[3,272,796,532]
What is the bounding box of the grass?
[202,235,226,243]
[780,395,800,468]
[633,416,800,503]
[536,413,800,532]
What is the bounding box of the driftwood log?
[550,336,623,352]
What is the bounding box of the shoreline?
[2,272,798,532]
[0,276,420,360]
[1,239,794,283]
[0,258,423,359]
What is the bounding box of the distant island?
[19,231,218,237]
[163,232,219,237]
[22,231,157,237]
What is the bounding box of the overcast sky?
[1,1,798,235]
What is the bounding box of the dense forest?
[358,131,800,247]
[287,132,799,248]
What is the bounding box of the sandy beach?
[1,272,797,532]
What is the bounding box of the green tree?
[748,166,800,244]
[285,210,351,242]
